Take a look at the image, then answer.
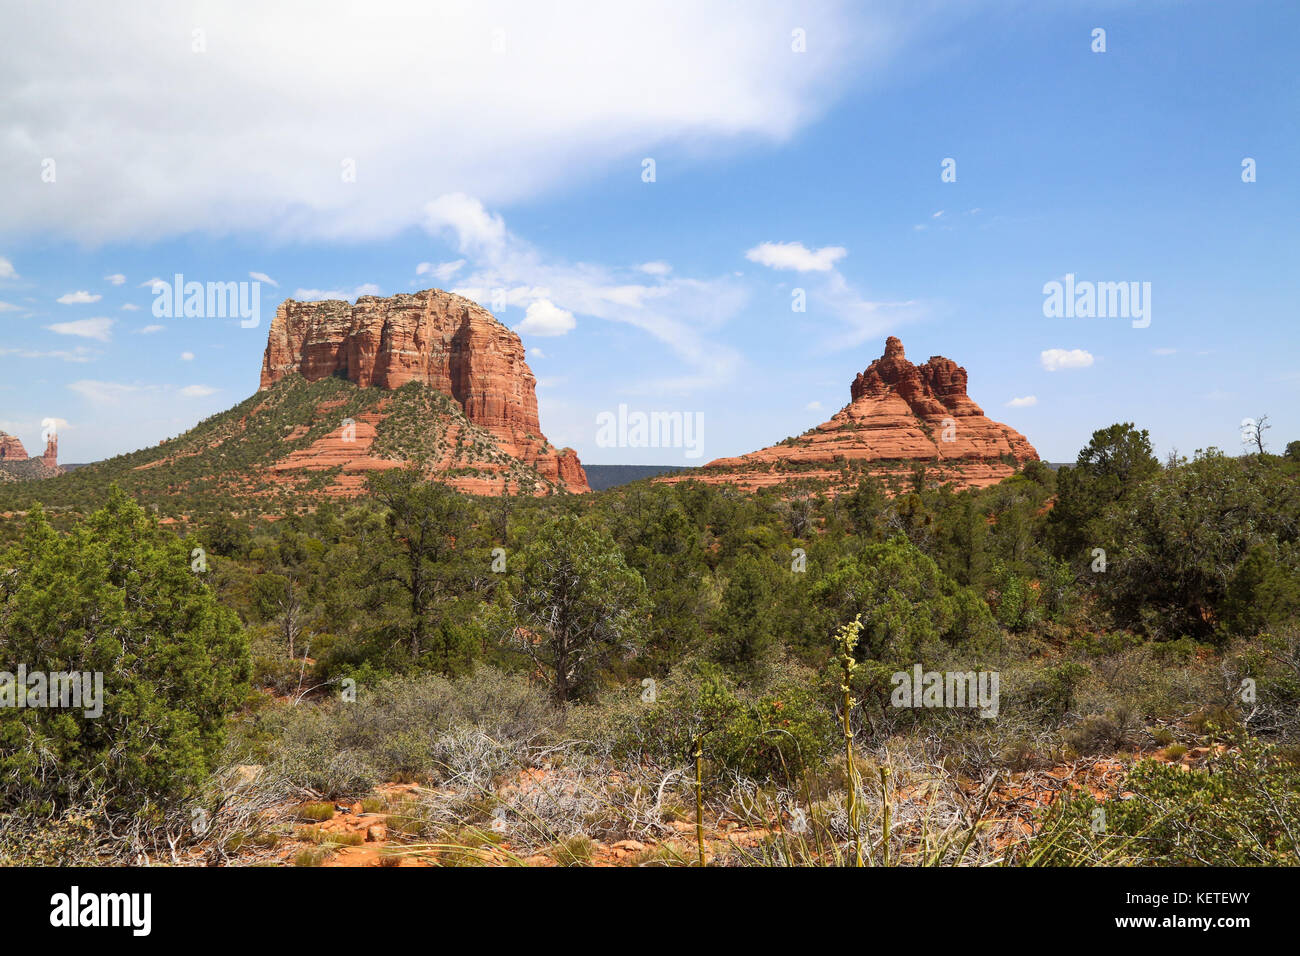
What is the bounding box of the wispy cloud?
[1006,395,1038,407]
[249,271,278,287]
[416,260,466,282]
[0,3,882,242]
[0,257,19,280]
[56,290,102,305]
[745,241,847,273]
[104,273,126,285]
[179,384,217,398]
[428,194,747,391]
[0,346,95,363]
[46,317,114,342]
[68,380,147,403]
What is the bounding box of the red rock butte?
[0,429,60,480]
[662,336,1038,494]
[259,289,587,493]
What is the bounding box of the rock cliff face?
[0,431,28,460]
[259,290,587,494]
[663,337,1037,494]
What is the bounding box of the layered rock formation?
[0,431,28,460]
[258,290,587,494]
[663,337,1037,494]
[0,430,61,481]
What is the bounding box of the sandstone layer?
[662,337,1037,495]
[259,290,586,494]
[0,431,28,460]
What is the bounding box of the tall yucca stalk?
[693,731,707,866]
[834,615,864,867]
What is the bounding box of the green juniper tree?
[0,488,249,815]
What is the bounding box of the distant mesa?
[660,336,1038,494]
[258,289,587,495]
[3,289,586,501]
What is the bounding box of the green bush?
[0,490,250,815]
[592,667,835,784]
[1025,741,1300,865]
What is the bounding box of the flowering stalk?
[835,615,864,867]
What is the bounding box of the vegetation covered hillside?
[0,375,569,524]
[2,424,1299,866]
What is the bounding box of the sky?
[1,0,1297,466]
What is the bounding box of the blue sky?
[2,0,1297,466]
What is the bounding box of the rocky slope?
[260,290,586,493]
[662,337,1037,494]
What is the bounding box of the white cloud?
[805,400,823,411]
[0,346,94,363]
[0,301,20,312]
[121,303,140,311]
[416,259,466,282]
[528,347,547,359]
[136,324,166,334]
[430,194,747,390]
[745,241,847,272]
[638,261,672,276]
[57,290,102,304]
[1040,348,1094,372]
[514,299,576,337]
[0,3,892,242]
[249,271,279,287]
[0,257,17,280]
[815,271,922,351]
[1006,395,1038,408]
[68,380,145,403]
[425,193,507,252]
[46,317,114,342]
[180,351,195,361]
[104,273,126,285]
[179,384,218,398]
[139,277,166,288]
